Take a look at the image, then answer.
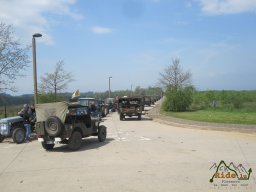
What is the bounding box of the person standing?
[18,104,32,142]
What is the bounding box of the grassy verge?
[161,109,256,125]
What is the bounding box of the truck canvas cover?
[35,102,68,123]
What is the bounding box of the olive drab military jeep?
[35,101,107,151]
[118,97,143,121]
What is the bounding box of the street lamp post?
[108,76,112,98]
[32,33,42,105]
[131,84,133,97]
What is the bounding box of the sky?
[0,0,256,95]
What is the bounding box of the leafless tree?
[159,58,191,91]
[39,60,74,99]
[0,22,30,92]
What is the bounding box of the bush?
[163,87,193,112]
[229,93,243,109]
[192,92,209,110]
[190,90,256,110]
[38,93,65,103]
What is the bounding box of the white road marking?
[116,137,129,142]
[138,136,152,141]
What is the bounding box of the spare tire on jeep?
[45,116,64,137]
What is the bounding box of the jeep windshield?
[78,98,98,107]
[119,98,141,107]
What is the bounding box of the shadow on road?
[0,133,38,144]
[48,137,115,153]
[121,117,152,121]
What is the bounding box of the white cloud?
[0,0,83,45]
[91,26,113,34]
[197,0,256,15]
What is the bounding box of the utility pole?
[108,76,112,98]
[32,33,42,104]
[131,84,133,97]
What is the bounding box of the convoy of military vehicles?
[0,94,161,150]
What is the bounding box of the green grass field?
[161,90,256,125]
[162,109,256,125]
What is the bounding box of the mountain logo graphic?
[209,160,252,183]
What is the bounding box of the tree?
[160,58,194,112]
[39,60,74,101]
[159,58,191,91]
[162,86,194,112]
[0,22,30,92]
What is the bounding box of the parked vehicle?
[0,116,26,144]
[143,96,152,106]
[35,101,107,151]
[106,98,116,112]
[118,97,143,120]
[79,98,103,118]
[99,100,108,117]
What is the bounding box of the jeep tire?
[138,114,142,120]
[0,134,5,143]
[98,125,107,142]
[42,142,55,150]
[12,128,25,144]
[120,114,124,121]
[68,131,82,151]
[45,116,64,137]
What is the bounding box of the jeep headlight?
[0,123,8,135]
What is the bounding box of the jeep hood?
[0,116,23,123]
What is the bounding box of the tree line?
[0,86,163,107]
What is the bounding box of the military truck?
[0,116,26,144]
[143,96,152,106]
[35,101,107,151]
[118,97,143,121]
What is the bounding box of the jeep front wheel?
[0,134,5,143]
[42,142,55,150]
[68,131,82,151]
[98,125,107,142]
[12,128,25,144]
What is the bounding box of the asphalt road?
[0,110,256,192]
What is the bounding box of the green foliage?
[79,86,163,100]
[38,93,65,103]
[0,93,33,106]
[162,90,256,124]
[163,86,194,112]
[191,92,209,110]
[229,92,243,109]
[191,90,256,110]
